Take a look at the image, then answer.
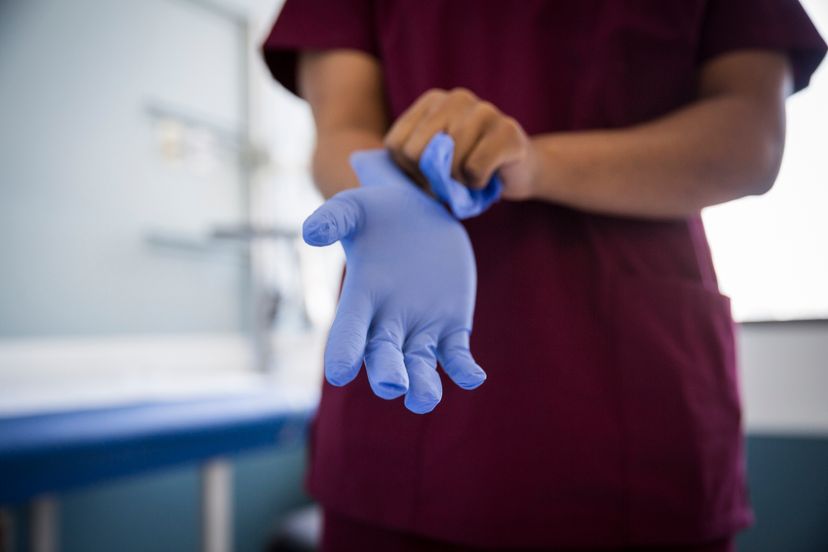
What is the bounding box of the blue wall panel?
[738,436,828,552]
[9,447,308,552]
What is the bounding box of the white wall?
[0,0,249,337]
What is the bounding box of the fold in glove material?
[419,132,502,219]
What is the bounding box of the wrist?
[525,138,571,204]
[524,140,546,201]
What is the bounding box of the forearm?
[298,50,388,199]
[527,52,791,219]
[529,97,784,218]
[312,127,384,198]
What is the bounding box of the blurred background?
[0,0,825,551]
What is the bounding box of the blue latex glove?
[302,150,487,413]
[419,132,502,219]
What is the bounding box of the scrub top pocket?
[608,273,750,543]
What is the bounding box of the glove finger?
[403,338,442,414]
[302,192,363,247]
[364,336,409,400]
[437,331,487,390]
[323,289,372,387]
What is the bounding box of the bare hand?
[384,88,537,200]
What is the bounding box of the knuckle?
[474,102,499,122]
[473,101,498,118]
[505,117,523,134]
[423,88,447,102]
[450,86,471,94]
[500,116,520,131]
[449,87,475,101]
[494,116,524,143]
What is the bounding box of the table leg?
[29,496,57,552]
[201,459,232,552]
[1,507,16,552]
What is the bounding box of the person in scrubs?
[262,1,826,550]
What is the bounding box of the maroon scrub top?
[263,1,826,548]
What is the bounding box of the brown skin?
[299,49,792,219]
[299,50,387,197]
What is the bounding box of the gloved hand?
[302,149,486,413]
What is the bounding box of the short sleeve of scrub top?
[699,0,826,91]
[261,0,377,95]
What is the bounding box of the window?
[703,0,828,322]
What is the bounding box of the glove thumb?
[302,192,363,246]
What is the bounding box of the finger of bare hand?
[463,117,527,189]
[397,88,479,167]
[384,89,447,151]
[446,100,500,181]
